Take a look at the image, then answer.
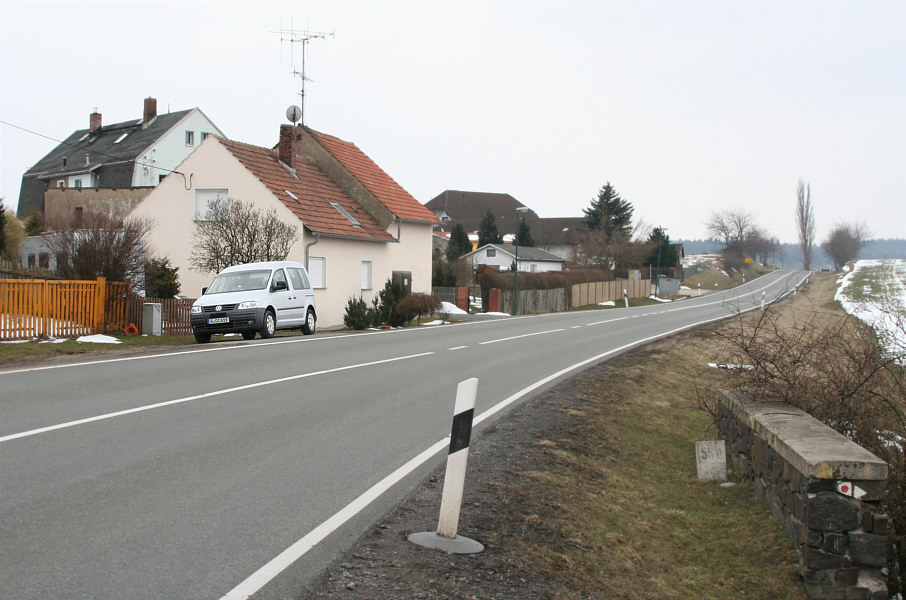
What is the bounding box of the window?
[271,269,287,291]
[331,202,361,228]
[309,257,326,288]
[361,261,372,290]
[185,131,194,146]
[114,132,129,144]
[194,188,228,221]
[158,174,166,183]
[74,179,82,188]
[487,248,496,257]
[287,267,311,291]
[57,181,65,188]
[201,132,211,141]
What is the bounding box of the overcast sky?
[1,1,903,243]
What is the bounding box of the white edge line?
[0,352,433,444]
[220,293,776,600]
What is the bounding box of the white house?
[17,97,224,221]
[129,124,438,328]
[463,243,565,273]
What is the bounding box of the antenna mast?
[273,18,334,126]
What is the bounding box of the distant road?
[0,269,809,599]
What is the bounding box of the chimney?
[143,97,157,125]
[278,124,295,169]
[89,110,102,133]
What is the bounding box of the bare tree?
[795,179,816,269]
[822,222,870,270]
[189,197,299,275]
[706,208,758,249]
[42,207,151,283]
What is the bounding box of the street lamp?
[513,206,529,315]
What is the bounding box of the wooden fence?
[126,296,195,336]
[570,278,652,308]
[500,288,570,315]
[0,277,129,340]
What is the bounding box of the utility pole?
[273,19,333,125]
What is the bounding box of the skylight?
[331,202,361,228]
[113,132,129,144]
[285,190,300,202]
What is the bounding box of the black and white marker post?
[408,378,484,554]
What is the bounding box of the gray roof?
[17,109,207,217]
[426,190,538,234]
[468,243,566,262]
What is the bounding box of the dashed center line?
[479,328,564,345]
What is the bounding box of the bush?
[144,257,180,298]
[372,278,411,327]
[397,293,442,324]
[343,296,371,330]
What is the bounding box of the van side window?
[287,267,310,290]
[271,269,287,291]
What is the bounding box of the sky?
[1,1,904,244]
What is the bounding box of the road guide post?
[409,378,484,554]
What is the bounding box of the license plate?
[208,317,229,325]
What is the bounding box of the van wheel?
[241,331,256,340]
[194,331,211,344]
[260,309,276,339]
[302,309,316,335]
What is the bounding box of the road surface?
[0,269,808,599]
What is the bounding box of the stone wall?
[717,390,890,600]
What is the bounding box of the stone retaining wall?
[717,390,890,600]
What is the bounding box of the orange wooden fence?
[0,278,129,340]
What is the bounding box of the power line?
[0,119,186,177]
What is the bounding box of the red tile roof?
[219,137,394,242]
[307,129,438,223]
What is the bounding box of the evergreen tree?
[24,210,44,236]
[646,226,678,267]
[446,223,472,261]
[583,182,633,243]
[477,211,502,247]
[144,257,181,297]
[516,216,535,247]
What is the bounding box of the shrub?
[372,278,410,327]
[343,296,371,330]
[397,293,442,324]
[144,257,180,298]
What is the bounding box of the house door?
[392,271,412,295]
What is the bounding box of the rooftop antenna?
[273,17,333,126]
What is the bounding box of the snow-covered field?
[835,259,906,359]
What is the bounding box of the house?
[129,124,438,328]
[17,97,224,222]
[426,190,586,260]
[462,243,565,273]
[426,190,538,235]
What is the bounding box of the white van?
[190,261,317,343]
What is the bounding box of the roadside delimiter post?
[408,378,484,554]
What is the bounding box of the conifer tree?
[583,182,633,243]
[477,211,502,247]
[446,223,472,261]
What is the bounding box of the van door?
[269,268,300,326]
[287,267,315,315]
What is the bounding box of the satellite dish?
[286,105,302,123]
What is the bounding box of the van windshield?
[206,269,271,294]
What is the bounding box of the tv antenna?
[273,18,334,125]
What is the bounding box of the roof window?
[331,202,361,228]
[114,132,129,144]
[285,190,301,203]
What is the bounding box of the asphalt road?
[0,269,809,599]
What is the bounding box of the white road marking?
[479,328,564,345]
[0,352,434,443]
[220,292,773,600]
[447,346,468,350]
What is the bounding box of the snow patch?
[76,334,122,344]
[598,301,615,307]
[649,296,671,303]
[440,301,468,315]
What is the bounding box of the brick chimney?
[89,110,102,133]
[278,124,295,169]
[143,97,157,125]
